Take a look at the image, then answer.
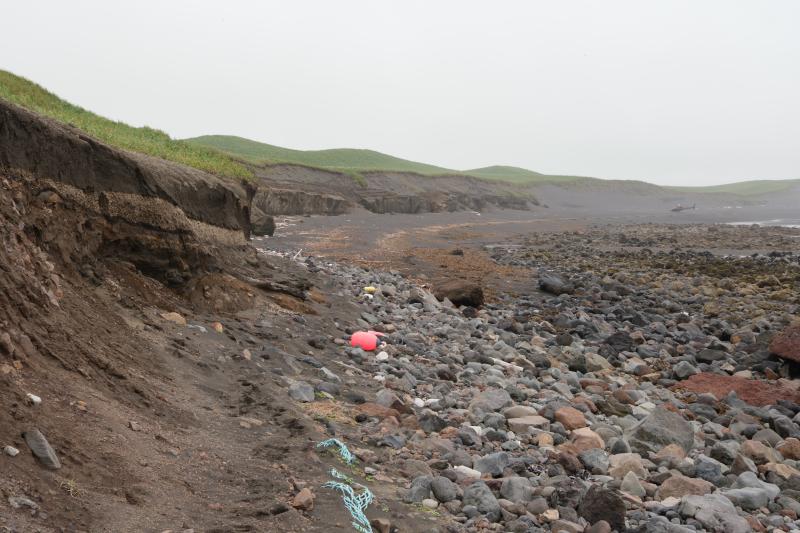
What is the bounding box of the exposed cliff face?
[253,187,351,216]
[0,100,252,234]
[250,164,537,216]
[357,192,529,213]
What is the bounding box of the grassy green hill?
[666,179,800,196]
[188,135,670,189]
[0,70,252,180]
[185,135,454,175]
[466,165,546,183]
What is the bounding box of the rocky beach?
[248,219,800,532]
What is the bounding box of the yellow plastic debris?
[363,286,377,294]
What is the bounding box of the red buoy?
[350,331,383,351]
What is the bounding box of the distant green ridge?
[190,134,799,196]
[185,135,453,175]
[186,134,605,186]
[466,165,545,180]
[0,70,252,180]
[666,179,800,196]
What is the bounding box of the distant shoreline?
[727,219,800,229]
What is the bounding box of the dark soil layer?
[0,100,252,233]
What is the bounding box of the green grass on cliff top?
[184,135,456,175]
[0,70,253,180]
[188,135,797,195]
[186,135,591,185]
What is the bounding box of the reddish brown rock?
[557,451,583,474]
[572,396,598,413]
[745,515,768,532]
[291,488,315,511]
[555,406,587,430]
[612,389,637,405]
[656,474,713,499]
[742,439,781,465]
[770,321,800,362]
[777,438,800,460]
[673,373,800,406]
[652,443,687,463]
[560,427,604,454]
[433,280,484,307]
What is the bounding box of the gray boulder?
[288,381,315,402]
[634,516,695,533]
[474,452,509,477]
[694,454,724,484]
[724,470,781,508]
[468,388,513,415]
[462,481,501,522]
[721,487,771,510]
[539,273,574,295]
[430,477,458,503]
[499,477,533,503]
[23,428,61,470]
[404,476,432,503]
[678,494,750,533]
[673,361,698,379]
[625,407,695,455]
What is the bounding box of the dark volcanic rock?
[539,273,574,295]
[577,485,626,532]
[251,213,276,236]
[434,280,484,307]
[602,331,636,354]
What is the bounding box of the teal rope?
[323,468,374,533]
[317,438,356,464]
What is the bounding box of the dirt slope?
[0,170,418,532]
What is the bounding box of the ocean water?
[726,219,800,229]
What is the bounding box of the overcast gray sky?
[3,1,799,185]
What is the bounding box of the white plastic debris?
[26,393,42,406]
[3,446,19,457]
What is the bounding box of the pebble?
[8,496,38,510]
[3,445,19,457]
[291,488,315,511]
[23,428,61,469]
[26,393,42,406]
[288,381,315,402]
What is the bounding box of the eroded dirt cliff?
[0,100,253,234]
